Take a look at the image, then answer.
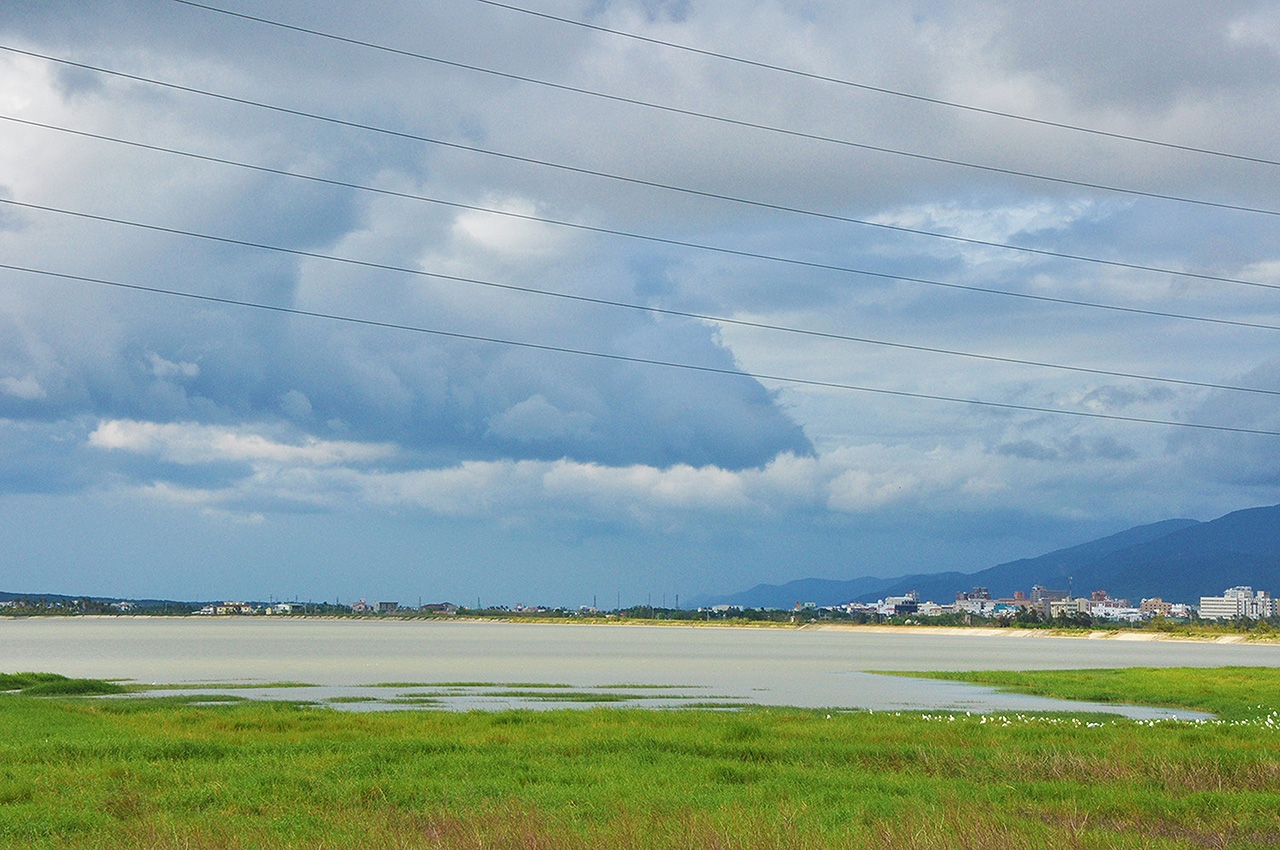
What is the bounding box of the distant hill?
[687,575,902,611]
[693,504,1280,608]
[0,591,200,609]
[872,517,1204,603]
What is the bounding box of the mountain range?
[692,504,1280,609]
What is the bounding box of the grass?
[0,672,126,696]
[893,666,1280,721]
[0,668,1278,848]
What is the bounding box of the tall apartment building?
[1198,586,1275,620]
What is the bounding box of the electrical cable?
[163,0,1280,218]
[4,44,1276,294]
[462,0,1280,169]
[3,193,1277,398]
[6,114,1277,337]
[6,261,1278,437]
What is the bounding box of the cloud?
[88,419,395,467]
[0,43,811,469]
[826,467,920,512]
[279,389,313,420]
[0,375,46,400]
[450,196,567,257]
[989,0,1280,110]
[134,481,265,525]
[998,435,1137,463]
[486,394,595,442]
[1170,359,1280,487]
[871,198,1093,246]
[1229,9,1280,55]
[80,417,1067,528]
[148,353,199,380]
[332,454,800,522]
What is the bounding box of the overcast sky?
[1,0,1277,606]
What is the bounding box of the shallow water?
[5,617,1272,718]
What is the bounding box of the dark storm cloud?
[1172,360,1280,487]
[0,0,815,470]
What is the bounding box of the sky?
[0,0,1278,607]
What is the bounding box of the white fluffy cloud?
[88,419,395,467]
[81,418,1065,526]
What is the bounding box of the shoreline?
[5,613,1272,644]
[810,623,1257,644]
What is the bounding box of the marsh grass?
[0,672,125,696]
[2,669,1279,848]
[895,666,1280,721]
[156,694,250,704]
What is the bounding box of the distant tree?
[1013,607,1044,627]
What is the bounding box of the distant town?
[2,585,1276,629]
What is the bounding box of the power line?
[7,261,1278,437]
[465,0,1280,169]
[4,44,1277,294]
[7,114,1278,337]
[4,194,1277,399]
[164,0,1280,219]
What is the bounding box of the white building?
[1199,587,1275,620]
[877,591,919,616]
[1090,603,1143,623]
[1049,597,1091,618]
[1089,596,1141,621]
[955,597,1000,616]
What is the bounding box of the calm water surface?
[4,618,1275,717]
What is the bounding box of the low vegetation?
[1,669,1279,848]
[0,672,125,696]
[896,665,1280,721]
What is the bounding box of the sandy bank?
[34,614,1269,645]
[812,623,1255,643]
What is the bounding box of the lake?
[4,617,1276,717]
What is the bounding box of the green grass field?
[898,666,1280,722]
[2,668,1279,848]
